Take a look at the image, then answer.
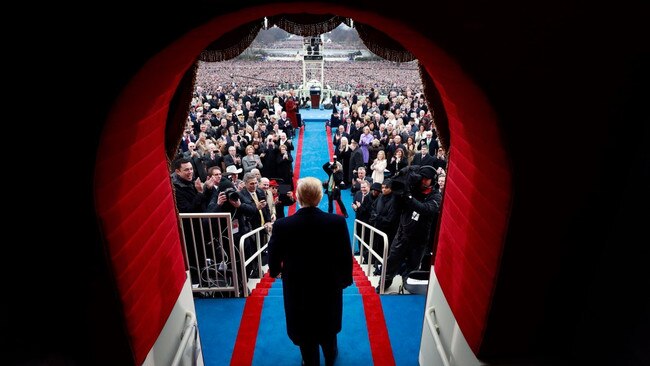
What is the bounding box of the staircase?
[243,258,396,365]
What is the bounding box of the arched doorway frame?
[94,3,512,363]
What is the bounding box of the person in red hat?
[269,179,295,219]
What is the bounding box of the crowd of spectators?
[173,58,447,293]
[197,60,422,97]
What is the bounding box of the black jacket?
[268,207,353,344]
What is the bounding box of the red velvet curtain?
[354,22,416,63]
[199,20,264,62]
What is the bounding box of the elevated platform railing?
[238,225,270,297]
[179,213,241,297]
[352,219,390,294]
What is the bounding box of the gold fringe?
[199,21,263,62]
[418,63,449,151]
[355,22,415,63]
[166,61,199,161]
[270,14,345,36]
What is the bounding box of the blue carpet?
[253,285,374,366]
[381,295,427,366]
[299,121,357,252]
[198,121,427,366]
[194,298,247,366]
[300,108,332,121]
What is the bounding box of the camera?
[222,187,240,201]
[390,166,422,196]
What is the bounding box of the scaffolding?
[302,36,324,87]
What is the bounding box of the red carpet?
[287,125,304,217]
[230,275,276,365]
[353,259,396,366]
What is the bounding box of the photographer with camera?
[323,160,348,218]
[207,177,258,286]
[378,165,442,293]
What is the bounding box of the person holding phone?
[239,172,272,277]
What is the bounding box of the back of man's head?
[296,177,323,207]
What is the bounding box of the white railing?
[178,213,240,297]
[238,225,270,297]
[170,312,200,366]
[352,219,390,294]
[425,306,451,366]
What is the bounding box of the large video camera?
[390,165,424,196]
[222,187,240,201]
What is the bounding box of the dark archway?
[94,3,512,363]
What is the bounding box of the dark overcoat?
[268,207,353,344]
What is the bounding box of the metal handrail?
[425,306,451,366]
[238,225,270,297]
[352,219,389,294]
[171,311,198,366]
[179,213,240,297]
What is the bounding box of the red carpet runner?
[287,126,304,216]
[230,274,276,366]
